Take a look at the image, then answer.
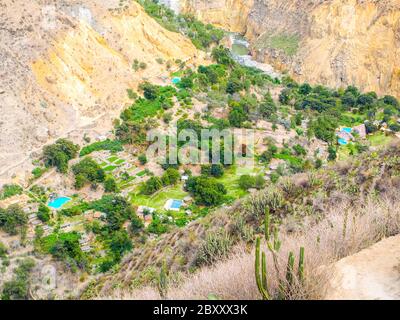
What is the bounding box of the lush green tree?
[228,103,248,128]
[389,123,400,132]
[141,177,163,195]
[357,93,375,106]
[0,205,27,236]
[186,176,227,206]
[341,92,357,108]
[72,157,105,189]
[328,146,337,161]
[161,168,180,186]
[109,230,132,260]
[201,164,224,178]
[37,203,51,223]
[43,139,79,173]
[211,46,234,66]
[226,78,243,94]
[139,82,158,100]
[311,116,338,143]
[292,144,307,156]
[383,95,399,108]
[299,83,312,95]
[104,177,119,193]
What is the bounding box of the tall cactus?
[255,207,305,300]
[158,260,168,300]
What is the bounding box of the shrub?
[0,205,28,236]
[1,259,35,300]
[0,184,23,200]
[196,229,233,266]
[104,177,119,193]
[138,154,148,165]
[79,139,123,156]
[37,203,51,223]
[239,175,256,190]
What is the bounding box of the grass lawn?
[130,184,189,212]
[217,165,264,200]
[368,132,394,147]
[114,159,125,165]
[104,165,117,172]
[136,170,147,177]
[337,143,357,161]
[107,156,118,163]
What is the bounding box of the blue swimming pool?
[172,77,181,85]
[342,127,352,133]
[170,200,183,210]
[338,138,348,145]
[48,197,71,209]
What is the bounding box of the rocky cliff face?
[179,0,400,98]
[0,0,204,185]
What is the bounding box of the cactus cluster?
[255,208,305,300]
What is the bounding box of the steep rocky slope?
[180,0,400,98]
[83,142,400,299]
[0,0,204,186]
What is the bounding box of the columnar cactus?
[158,260,168,299]
[255,207,305,300]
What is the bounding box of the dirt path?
[324,235,400,300]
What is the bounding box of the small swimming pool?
[170,200,183,210]
[171,77,181,85]
[342,127,352,133]
[48,197,71,209]
[338,138,348,146]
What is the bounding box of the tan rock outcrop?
[180,0,400,98]
[0,0,205,185]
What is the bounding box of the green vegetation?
[37,232,87,271]
[238,175,266,191]
[37,203,51,223]
[138,0,224,50]
[72,157,106,189]
[1,259,35,300]
[186,176,227,206]
[0,205,28,236]
[80,139,123,156]
[131,184,188,212]
[0,184,23,200]
[43,139,80,173]
[31,167,47,180]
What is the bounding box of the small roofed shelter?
[353,124,367,138]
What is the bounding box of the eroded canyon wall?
[0,0,204,185]
[180,0,400,98]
